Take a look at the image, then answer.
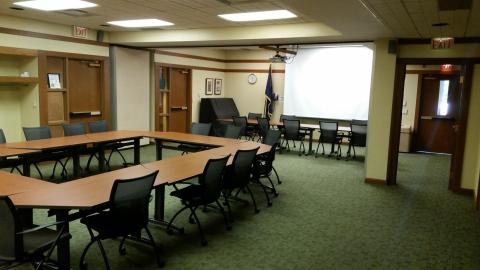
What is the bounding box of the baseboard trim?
[365,178,386,185]
[458,188,474,196]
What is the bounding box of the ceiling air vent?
[56,9,93,17]
[438,0,472,11]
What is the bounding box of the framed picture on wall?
[214,79,222,95]
[205,78,214,95]
[47,73,61,89]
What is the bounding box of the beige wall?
[401,74,418,128]
[365,39,397,181]
[192,70,226,122]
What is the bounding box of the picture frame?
[205,78,214,95]
[214,78,222,95]
[47,73,61,89]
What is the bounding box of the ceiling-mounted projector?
[270,53,287,63]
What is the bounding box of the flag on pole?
[264,65,274,120]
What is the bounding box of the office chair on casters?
[167,156,230,246]
[222,125,243,139]
[23,127,69,180]
[0,129,22,175]
[86,120,129,171]
[223,147,262,220]
[0,196,71,270]
[79,171,162,270]
[178,122,212,154]
[233,116,255,140]
[316,121,343,159]
[282,119,306,156]
[347,121,367,159]
[257,129,282,186]
[256,117,270,142]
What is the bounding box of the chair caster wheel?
[268,202,272,207]
[166,229,174,235]
[254,209,260,214]
[274,193,279,197]
[201,240,208,246]
[80,262,87,270]
[119,247,127,255]
[226,225,232,231]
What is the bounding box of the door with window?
[414,74,460,154]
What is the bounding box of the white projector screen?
[284,45,373,120]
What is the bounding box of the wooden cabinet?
[0,46,40,142]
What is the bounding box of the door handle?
[171,106,188,111]
[420,116,433,120]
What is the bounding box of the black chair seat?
[23,227,70,256]
[80,212,138,238]
[178,144,204,153]
[170,184,204,205]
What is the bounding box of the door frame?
[387,58,478,193]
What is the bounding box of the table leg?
[133,138,140,165]
[154,185,165,221]
[307,129,314,155]
[56,210,70,270]
[155,139,163,160]
[72,148,81,178]
[22,160,31,177]
[98,144,106,172]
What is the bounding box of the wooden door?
[414,75,460,154]
[68,59,102,123]
[169,68,191,132]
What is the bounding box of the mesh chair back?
[319,121,339,143]
[109,171,158,232]
[199,155,229,204]
[0,197,22,261]
[63,123,86,137]
[23,127,51,141]
[263,129,281,146]
[232,116,247,136]
[191,122,212,136]
[280,114,296,122]
[351,124,367,147]
[0,129,6,144]
[88,120,108,133]
[283,119,300,140]
[223,125,242,139]
[231,147,259,186]
[352,119,368,126]
[257,117,270,138]
[248,113,262,120]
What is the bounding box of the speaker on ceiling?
[388,40,397,54]
[96,30,105,42]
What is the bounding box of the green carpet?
[6,144,480,269]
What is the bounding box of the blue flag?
[264,65,274,120]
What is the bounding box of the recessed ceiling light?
[107,19,174,28]
[218,10,297,22]
[13,0,97,11]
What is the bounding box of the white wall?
[401,74,418,128]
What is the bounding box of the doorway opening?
[387,59,475,193]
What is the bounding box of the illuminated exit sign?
[431,37,454,49]
[73,26,88,39]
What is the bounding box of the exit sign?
[431,37,454,49]
[73,26,88,39]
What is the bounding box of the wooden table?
[0,170,54,196]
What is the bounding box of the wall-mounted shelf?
[0,76,38,86]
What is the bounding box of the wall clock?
[247,73,257,84]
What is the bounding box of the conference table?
[0,147,40,176]
[3,130,270,269]
[218,118,351,155]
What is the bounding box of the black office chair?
[167,155,230,246]
[247,113,262,120]
[0,196,71,270]
[178,122,212,154]
[233,116,255,140]
[259,130,282,185]
[79,171,162,270]
[23,127,68,180]
[315,121,343,159]
[86,120,128,171]
[347,122,367,159]
[256,117,270,142]
[282,119,305,156]
[223,125,242,139]
[0,129,22,175]
[223,147,260,219]
[63,122,86,136]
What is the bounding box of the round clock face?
[248,73,257,84]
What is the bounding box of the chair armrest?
[17,220,66,235]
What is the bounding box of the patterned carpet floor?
[6,144,480,269]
